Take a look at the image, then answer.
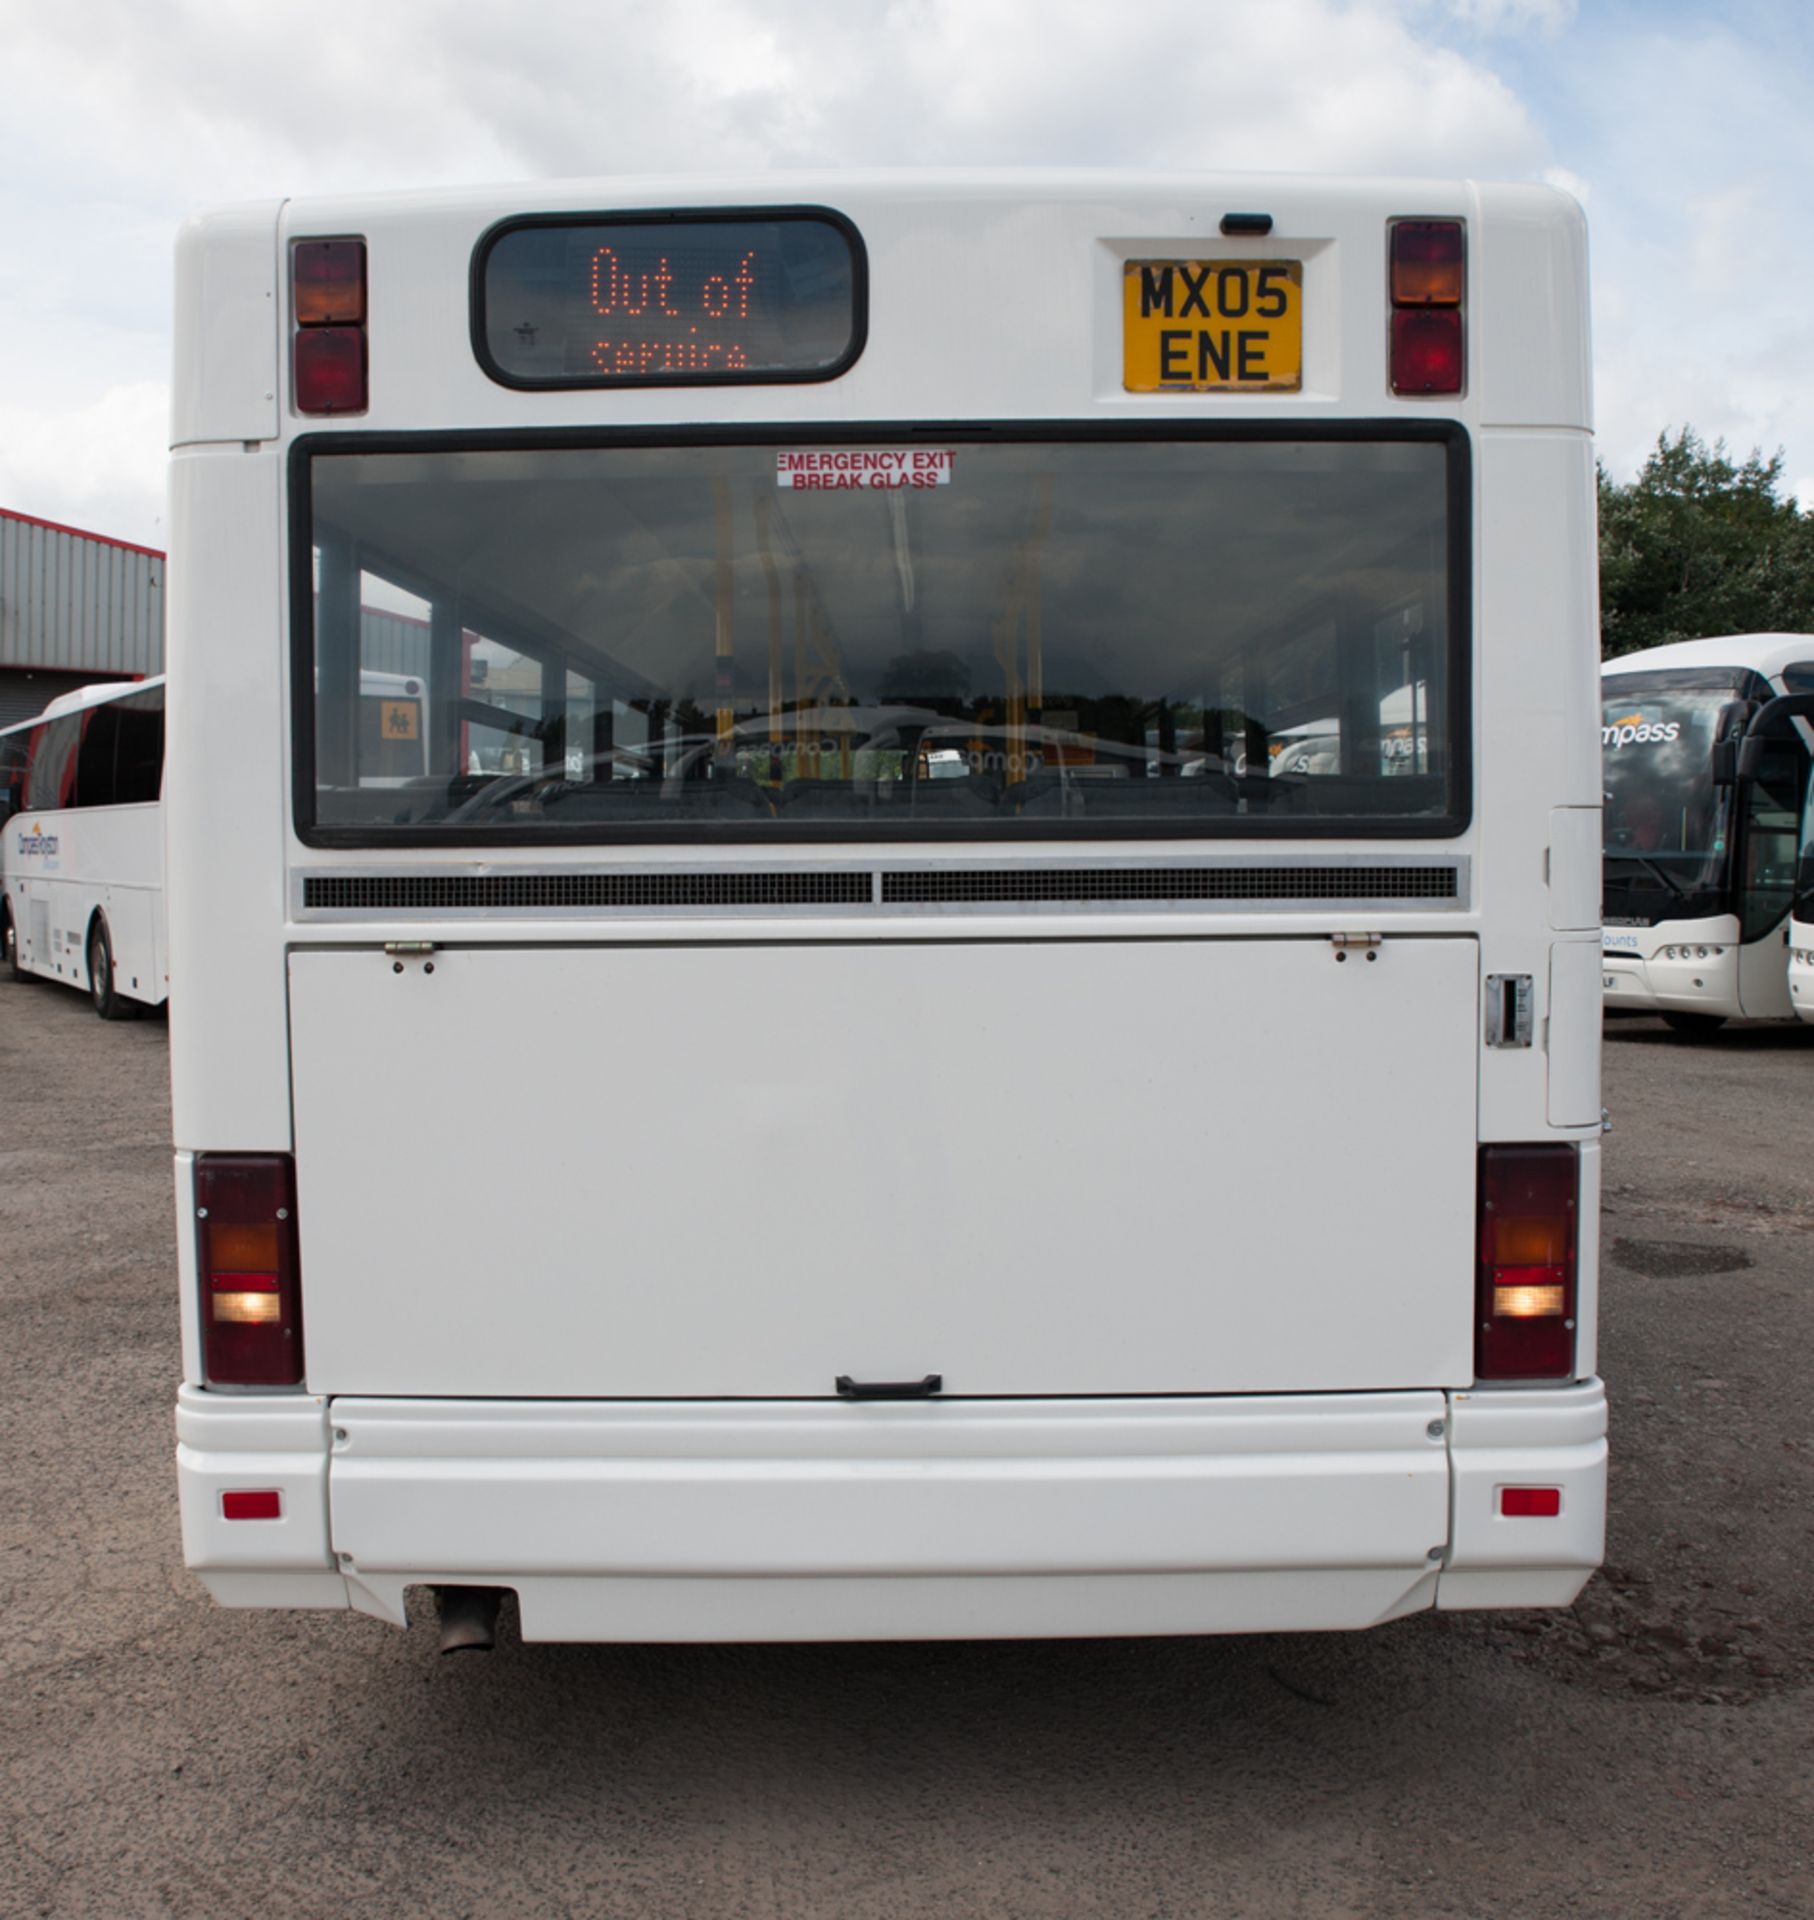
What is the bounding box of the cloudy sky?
[1,0,1809,550]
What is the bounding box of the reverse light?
[293,238,367,414]
[1389,218,1464,396]
[211,1284,283,1325]
[1476,1144,1577,1381]
[197,1154,303,1387]
[1492,1277,1567,1318]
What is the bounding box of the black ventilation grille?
[881,866,1460,905]
[304,872,872,911]
[303,864,1462,914]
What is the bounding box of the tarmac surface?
[1,975,1810,1918]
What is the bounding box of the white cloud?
[0,382,169,549]
[1440,0,1575,33]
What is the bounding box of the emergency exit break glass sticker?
[777,450,955,490]
[478,211,863,387]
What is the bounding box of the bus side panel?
[166,448,291,1149]
[1474,183,1591,434]
[1476,430,1599,1148]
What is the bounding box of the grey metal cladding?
[0,512,164,676]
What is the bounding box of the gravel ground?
[0,974,1809,1919]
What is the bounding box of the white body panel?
[170,203,282,447]
[290,936,1479,1399]
[169,172,1604,1641]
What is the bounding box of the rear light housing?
[292,237,367,414]
[1389,218,1464,395]
[1476,1144,1578,1381]
[197,1154,303,1387]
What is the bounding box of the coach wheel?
[1660,1011,1726,1037]
[88,916,138,1022]
[2,901,28,983]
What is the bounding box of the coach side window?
[24,714,80,811]
[75,704,123,807]
[0,735,26,820]
[112,689,165,804]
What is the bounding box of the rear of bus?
[169,175,1605,1644]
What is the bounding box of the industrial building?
[0,508,164,728]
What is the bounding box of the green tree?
[1599,428,1814,658]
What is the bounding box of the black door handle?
[835,1373,943,1400]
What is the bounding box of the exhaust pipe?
[434,1585,506,1654]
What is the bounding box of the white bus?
[1600,636,1814,1031]
[169,175,1605,1651]
[1,676,168,1018]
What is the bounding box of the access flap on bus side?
[173,203,282,446]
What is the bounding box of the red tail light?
[1391,309,1463,394]
[293,237,368,414]
[197,1154,303,1387]
[1477,1145,1577,1381]
[294,328,367,413]
[1389,217,1464,395]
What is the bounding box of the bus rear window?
[297,431,1465,842]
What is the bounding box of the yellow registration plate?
[1123,259,1302,392]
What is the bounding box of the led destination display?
[477,211,863,388]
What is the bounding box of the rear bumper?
[175,1380,1606,1640]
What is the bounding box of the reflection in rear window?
[299,433,1464,841]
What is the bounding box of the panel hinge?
[1330,932,1382,963]
[383,941,437,957]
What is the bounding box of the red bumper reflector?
[221,1490,283,1521]
[294,326,368,414]
[1500,1487,1562,1518]
[1390,308,1463,394]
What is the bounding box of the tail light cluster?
[1389,218,1464,396]
[292,238,368,414]
[196,1154,303,1387]
[1476,1144,1578,1381]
